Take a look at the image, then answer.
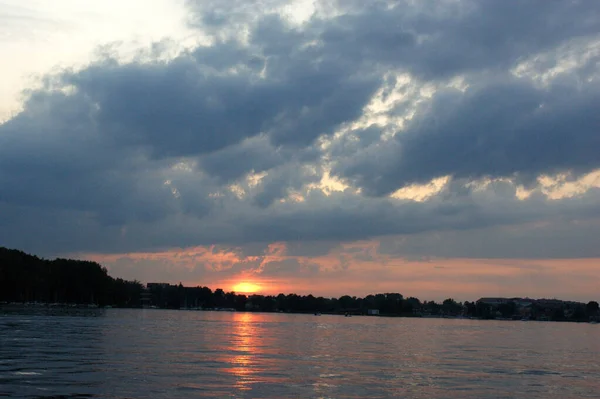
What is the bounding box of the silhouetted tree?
[442,298,463,315]
[571,305,587,321]
[587,301,599,315]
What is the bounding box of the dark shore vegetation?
[0,247,142,307]
[1,247,598,322]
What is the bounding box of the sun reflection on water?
[226,312,264,392]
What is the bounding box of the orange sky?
[82,240,600,302]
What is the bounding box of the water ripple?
[1,310,599,398]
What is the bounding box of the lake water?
[1,309,599,398]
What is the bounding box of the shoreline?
[2,303,596,324]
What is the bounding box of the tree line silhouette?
[0,247,455,314]
[0,247,142,307]
[147,283,427,315]
[2,247,599,321]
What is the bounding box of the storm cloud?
[1,0,600,264]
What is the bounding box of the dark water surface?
[1,309,599,398]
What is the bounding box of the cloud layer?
[1,0,600,272]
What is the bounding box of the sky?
[1,0,600,301]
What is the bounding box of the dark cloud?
[198,136,284,183]
[0,10,378,240]
[223,182,600,250]
[2,163,600,259]
[52,21,379,157]
[0,0,599,262]
[318,0,600,79]
[378,213,600,260]
[63,53,270,157]
[251,162,320,208]
[189,0,600,80]
[0,90,181,224]
[334,77,600,195]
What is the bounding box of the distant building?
[140,290,152,308]
[476,298,509,306]
[514,298,534,308]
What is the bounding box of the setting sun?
[232,282,261,294]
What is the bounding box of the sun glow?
[232,282,261,294]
